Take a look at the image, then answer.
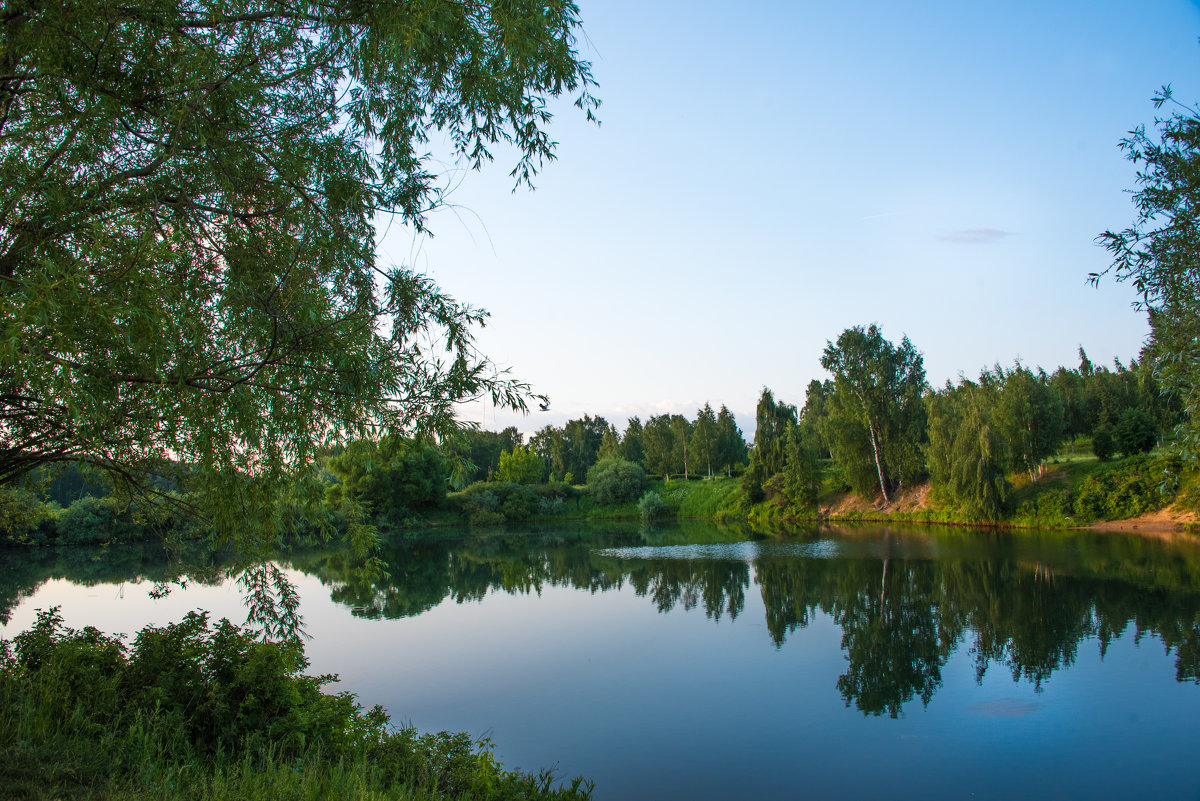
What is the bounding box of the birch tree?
[821,325,927,503]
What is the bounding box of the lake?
[3,521,1200,800]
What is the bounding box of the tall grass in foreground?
[0,609,592,801]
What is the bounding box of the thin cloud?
[937,227,1014,244]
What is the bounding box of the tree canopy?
[0,0,598,546]
[1097,87,1200,465]
[820,325,927,502]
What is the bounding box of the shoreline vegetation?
[0,609,594,801]
[3,447,1196,552]
[11,326,1195,550]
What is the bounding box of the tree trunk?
[868,422,890,504]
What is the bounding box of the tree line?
[4,321,1175,544]
[745,324,1176,521]
[315,322,1174,528]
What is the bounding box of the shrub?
[586,457,647,506]
[535,482,579,502]
[1072,455,1175,521]
[55,496,138,545]
[537,496,565,516]
[740,459,766,503]
[638,491,665,521]
[459,482,538,524]
[1,609,594,800]
[1091,426,1115,461]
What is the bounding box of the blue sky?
[378,0,1200,437]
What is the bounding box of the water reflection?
[5,522,1200,719]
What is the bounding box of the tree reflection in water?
[5,523,1200,717]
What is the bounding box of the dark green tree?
[774,425,821,510]
[586,457,648,505]
[620,417,646,466]
[453,427,523,484]
[1050,366,1087,455]
[326,437,449,527]
[597,424,622,461]
[642,415,677,479]
[800,379,835,458]
[925,381,1010,520]
[668,414,693,479]
[1114,408,1157,457]
[714,406,747,477]
[530,426,566,482]
[1092,426,1116,461]
[990,364,1064,483]
[752,388,797,478]
[562,415,608,482]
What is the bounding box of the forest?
[3,325,1188,547]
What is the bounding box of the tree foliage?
[586,456,647,506]
[325,436,448,527]
[988,364,1064,483]
[451,427,523,485]
[925,382,1010,520]
[641,415,676,479]
[1097,87,1200,465]
[714,405,747,476]
[820,325,927,502]
[1114,408,1157,457]
[751,388,796,478]
[0,0,598,547]
[690,404,718,478]
[495,446,546,485]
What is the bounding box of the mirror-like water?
[3,522,1200,800]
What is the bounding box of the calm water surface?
[4,521,1200,800]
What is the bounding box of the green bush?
[1014,488,1074,527]
[537,496,566,516]
[638,491,665,521]
[535,482,579,502]
[586,457,647,506]
[1072,455,1176,522]
[459,482,539,525]
[0,609,594,800]
[54,495,143,545]
[1115,408,1157,457]
[1091,426,1115,461]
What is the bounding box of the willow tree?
[925,380,1010,520]
[1098,87,1200,465]
[0,0,598,552]
[820,325,927,503]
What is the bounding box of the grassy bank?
[0,609,592,801]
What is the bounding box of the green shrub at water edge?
[0,608,593,801]
[638,491,665,521]
[586,457,648,506]
[1072,454,1179,522]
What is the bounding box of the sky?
[376,0,1200,438]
